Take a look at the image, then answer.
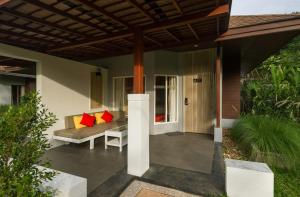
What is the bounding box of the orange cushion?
[73,115,86,129]
[94,112,105,124]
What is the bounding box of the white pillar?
[127,94,149,177]
[214,127,222,142]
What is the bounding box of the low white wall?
[40,166,87,197]
[226,159,274,197]
[222,119,237,128]
[0,43,106,147]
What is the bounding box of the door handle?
[185,98,189,105]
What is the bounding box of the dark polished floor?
[43,132,224,196]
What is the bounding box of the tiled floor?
[43,138,127,193]
[43,132,224,196]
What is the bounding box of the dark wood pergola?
[0,0,230,60]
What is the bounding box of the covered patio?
[43,132,223,196]
[2,0,300,196]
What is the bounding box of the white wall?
[86,50,183,135]
[0,43,107,147]
[87,49,217,135]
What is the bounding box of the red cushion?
[80,113,95,127]
[101,110,113,123]
[155,114,165,122]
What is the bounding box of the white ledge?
[128,94,149,101]
[225,159,272,173]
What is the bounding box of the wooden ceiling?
[0,0,231,61]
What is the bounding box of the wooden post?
[216,45,221,128]
[133,27,144,93]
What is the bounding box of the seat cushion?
[94,112,105,124]
[80,113,95,127]
[54,121,127,140]
[73,115,86,129]
[102,110,113,122]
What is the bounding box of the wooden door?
[183,49,215,134]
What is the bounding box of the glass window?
[113,77,144,112]
[155,76,177,123]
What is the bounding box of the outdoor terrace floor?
[43,132,225,196]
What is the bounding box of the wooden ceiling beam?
[171,0,183,14]
[90,36,217,59]
[83,45,107,53]
[128,0,156,21]
[76,0,130,28]
[48,3,229,52]
[47,30,133,52]
[23,0,110,34]
[165,29,181,42]
[187,24,200,40]
[147,35,217,51]
[143,4,229,32]
[0,19,73,42]
[0,37,45,51]
[0,29,55,46]
[144,35,162,46]
[0,8,83,37]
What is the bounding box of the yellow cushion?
[94,112,105,124]
[73,115,86,129]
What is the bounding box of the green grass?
[231,115,300,169]
[273,167,300,197]
[230,115,300,196]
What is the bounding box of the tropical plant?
[241,35,300,122]
[0,92,57,196]
[231,115,300,170]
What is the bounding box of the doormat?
[120,180,201,197]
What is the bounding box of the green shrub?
[231,115,300,170]
[0,92,57,196]
[241,35,300,122]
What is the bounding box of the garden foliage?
[0,92,57,196]
[241,36,300,122]
[231,115,300,170]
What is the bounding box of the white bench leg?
[90,139,94,150]
[120,136,122,152]
[105,135,107,149]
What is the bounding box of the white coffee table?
[105,126,128,152]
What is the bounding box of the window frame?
[154,74,179,125]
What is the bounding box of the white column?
[127,94,149,177]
